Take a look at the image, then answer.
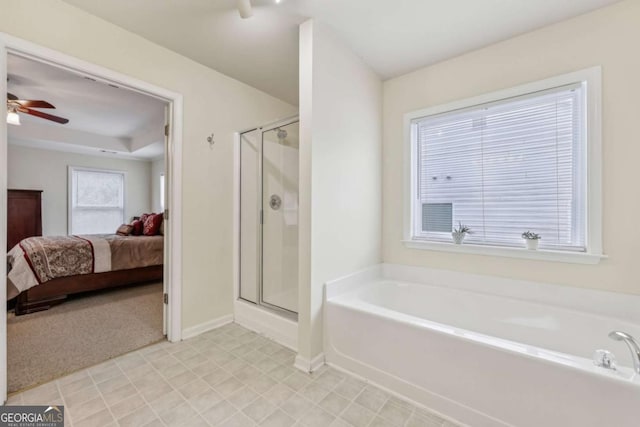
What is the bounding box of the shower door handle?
[269,194,282,210]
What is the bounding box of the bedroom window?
[404,68,603,264]
[69,167,125,235]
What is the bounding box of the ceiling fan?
[6,92,69,125]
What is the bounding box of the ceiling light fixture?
[6,109,20,126]
[237,0,253,19]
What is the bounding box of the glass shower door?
[261,122,299,313]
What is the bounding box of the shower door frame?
[238,116,299,318]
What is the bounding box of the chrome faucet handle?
[608,331,640,374]
[593,349,617,370]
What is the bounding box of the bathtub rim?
[326,295,640,386]
[325,263,640,325]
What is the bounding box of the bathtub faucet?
[608,331,640,374]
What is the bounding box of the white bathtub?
[324,264,640,427]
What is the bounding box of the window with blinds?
[411,83,586,251]
[69,167,125,235]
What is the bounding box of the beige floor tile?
[110,393,146,419]
[227,386,260,409]
[340,402,375,427]
[262,383,295,407]
[299,382,331,403]
[200,400,237,426]
[214,377,244,398]
[202,368,233,387]
[95,374,130,395]
[281,372,312,392]
[242,396,276,423]
[160,401,200,427]
[299,405,335,427]
[73,408,114,427]
[68,396,107,424]
[242,374,277,394]
[9,323,465,427]
[57,376,94,398]
[222,412,257,427]
[186,388,224,413]
[259,409,295,427]
[177,378,211,400]
[354,385,388,413]
[318,392,350,417]
[101,383,137,407]
[118,404,159,427]
[63,384,100,409]
[377,400,412,426]
[279,393,314,420]
[148,390,186,416]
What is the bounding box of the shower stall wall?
[239,119,299,316]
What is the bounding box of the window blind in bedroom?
[69,167,125,235]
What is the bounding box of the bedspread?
[7,234,163,299]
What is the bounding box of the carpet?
[7,282,164,393]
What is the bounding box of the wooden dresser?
[7,189,43,251]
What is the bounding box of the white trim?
[234,299,298,351]
[233,133,241,303]
[182,315,234,340]
[0,33,184,402]
[403,66,603,263]
[294,352,326,373]
[0,41,7,406]
[402,240,606,265]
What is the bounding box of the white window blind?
[412,83,586,251]
[70,168,125,235]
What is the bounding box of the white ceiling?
[61,0,621,105]
[7,54,166,159]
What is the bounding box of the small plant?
[453,222,471,234]
[521,231,541,240]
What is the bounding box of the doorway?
[0,33,183,403]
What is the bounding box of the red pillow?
[139,213,151,224]
[143,213,163,236]
[131,220,143,236]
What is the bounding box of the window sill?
[402,240,606,265]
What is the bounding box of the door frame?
[0,33,184,402]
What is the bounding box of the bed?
[7,234,164,315]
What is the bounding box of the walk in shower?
[239,118,299,316]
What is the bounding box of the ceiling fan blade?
[7,93,18,101]
[18,107,69,124]
[15,100,56,109]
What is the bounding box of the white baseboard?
[234,300,298,351]
[182,314,234,340]
[294,353,325,373]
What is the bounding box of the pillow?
[139,213,151,224]
[116,224,134,236]
[159,220,164,236]
[143,213,163,236]
[131,219,144,236]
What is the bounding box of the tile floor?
[6,323,461,427]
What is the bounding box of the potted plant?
[521,231,541,250]
[452,222,471,244]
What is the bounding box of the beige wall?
[298,20,383,362]
[0,0,297,330]
[383,0,640,295]
[7,144,151,236]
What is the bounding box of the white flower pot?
[452,232,466,245]
[525,239,539,250]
